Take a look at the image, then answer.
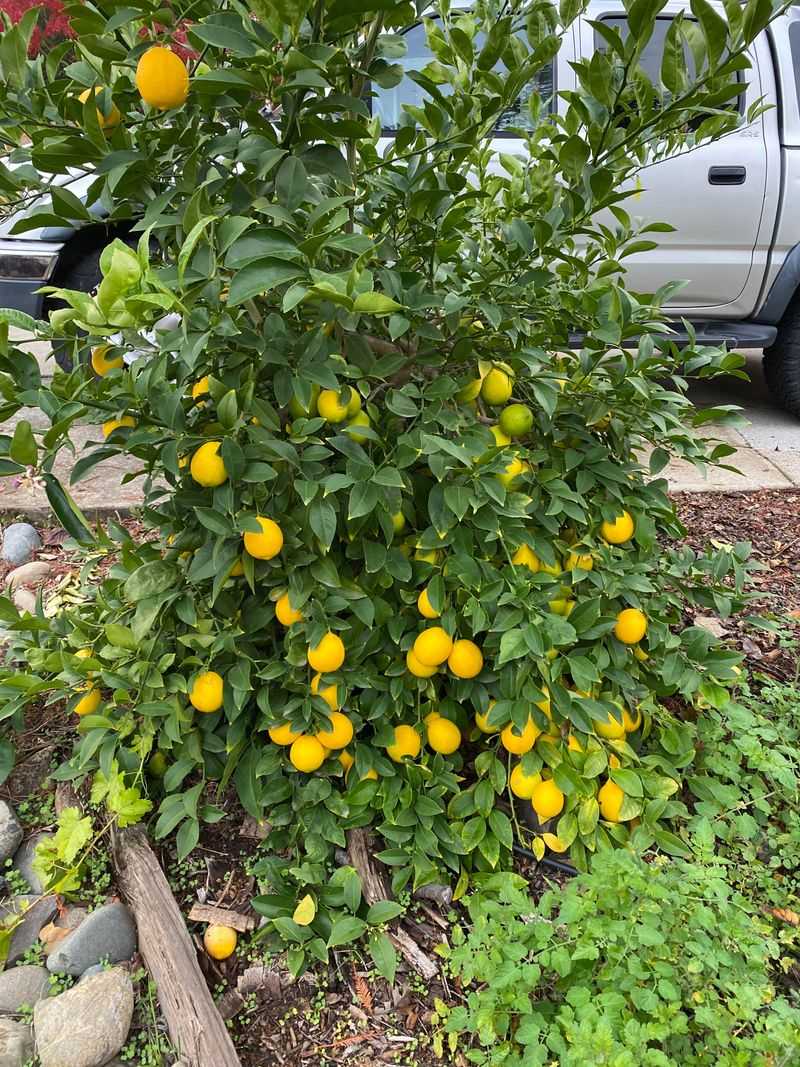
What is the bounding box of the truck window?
[372,20,555,135]
[595,16,744,113]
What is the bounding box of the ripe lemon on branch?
[614,608,648,644]
[601,509,635,544]
[135,46,189,110]
[190,441,227,487]
[308,632,345,673]
[427,717,461,754]
[243,517,283,560]
[413,627,453,667]
[78,87,121,129]
[480,367,513,406]
[531,779,565,820]
[387,724,421,762]
[290,735,327,772]
[189,671,224,713]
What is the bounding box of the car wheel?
[763,297,800,418]
[48,245,104,372]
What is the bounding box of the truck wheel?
[49,246,104,372]
[763,299,800,418]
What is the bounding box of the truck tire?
[763,298,800,418]
[49,245,104,372]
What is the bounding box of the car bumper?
[0,277,46,318]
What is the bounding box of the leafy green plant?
[0,0,777,892]
[440,850,800,1066]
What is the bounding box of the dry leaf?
[771,907,800,926]
[353,968,373,1014]
[38,922,69,946]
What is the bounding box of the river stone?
[1,525,41,567]
[34,968,133,1067]
[0,1018,33,1066]
[0,804,22,864]
[0,966,50,1013]
[11,832,52,895]
[46,903,136,976]
[1,896,58,967]
[5,561,50,592]
[10,589,36,615]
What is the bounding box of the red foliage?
[0,0,74,56]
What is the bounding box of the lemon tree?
[0,0,775,939]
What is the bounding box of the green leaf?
[327,915,367,948]
[368,931,397,984]
[228,259,306,305]
[353,292,403,315]
[42,474,95,545]
[0,740,14,787]
[104,623,137,650]
[497,628,528,665]
[9,419,36,466]
[124,561,177,602]
[248,0,313,38]
[276,156,310,213]
[176,817,200,860]
[365,900,404,924]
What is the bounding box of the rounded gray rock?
[34,967,133,1067]
[0,966,51,1014]
[0,804,22,864]
[5,561,50,592]
[45,902,137,976]
[0,896,57,967]
[0,1017,33,1066]
[1,524,41,567]
[11,831,52,895]
[10,588,35,615]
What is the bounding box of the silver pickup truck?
[2,1,800,411]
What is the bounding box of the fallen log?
[112,827,241,1067]
[187,903,256,933]
[346,828,438,981]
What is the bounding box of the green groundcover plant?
[440,849,800,1066]
[0,0,782,943]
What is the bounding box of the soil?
[1,489,798,1066]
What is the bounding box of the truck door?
[576,4,770,314]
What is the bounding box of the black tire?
[49,245,104,372]
[763,297,800,418]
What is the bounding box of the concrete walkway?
[0,343,797,519]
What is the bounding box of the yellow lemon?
[346,411,370,443]
[192,376,210,402]
[417,587,440,619]
[308,632,345,673]
[594,708,626,740]
[74,684,101,717]
[531,779,565,820]
[536,688,552,718]
[633,646,649,663]
[598,779,624,822]
[243,516,283,560]
[203,925,237,960]
[290,735,327,772]
[614,608,647,644]
[189,671,224,713]
[275,592,302,626]
[392,512,406,533]
[338,750,354,774]
[538,556,561,576]
[190,441,227,487]
[414,547,440,564]
[622,705,642,732]
[75,647,93,660]
[512,544,540,571]
[406,648,437,678]
[566,551,593,571]
[91,344,122,376]
[361,768,378,781]
[78,86,121,129]
[427,717,461,754]
[315,711,353,750]
[268,722,301,746]
[102,416,135,438]
[317,388,352,423]
[509,764,541,799]
[457,378,482,403]
[135,46,189,109]
[475,704,500,733]
[424,710,440,726]
[387,724,421,762]
[601,510,635,544]
[346,389,362,417]
[447,639,483,679]
[498,403,533,438]
[413,627,453,667]
[609,753,621,769]
[229,559,244,577]
[480,367,513,406]
[501,716,540,755]
[490,425,511,447]
[497,456,526,488]
[567,734,584,753]
[289,384,320,419]
[311,673,339,711]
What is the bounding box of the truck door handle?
[708,166,746,185]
